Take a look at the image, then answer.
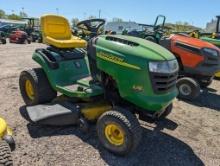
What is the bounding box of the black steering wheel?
[154,25,165,33]
[77,19,105,37]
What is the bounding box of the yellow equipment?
[0,117,14,166]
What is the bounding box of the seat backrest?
[41,15,72,40]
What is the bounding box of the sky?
[0,0,219,28]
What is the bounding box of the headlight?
[202,48,219,57]
[149,59,179,74]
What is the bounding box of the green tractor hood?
[96,35,175,61]
[95,35,177,112]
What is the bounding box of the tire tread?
[0,141,13,166]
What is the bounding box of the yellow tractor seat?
[41,15,87,49]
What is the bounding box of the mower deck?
[27,102,80,126]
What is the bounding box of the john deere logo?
[97,52,141,70]
[97,52,124,62]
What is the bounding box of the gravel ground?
[0,43,219,166]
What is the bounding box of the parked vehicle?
[0,24,24,37]
[19,15,178,156]
[22,17,42,43]
[9,30,31,44]
[127,15,220,100]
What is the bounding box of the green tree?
[112,18,123,22]
[71,18,79,27]
[7,14,21,20]
[0,9,6,18]
[19,11,28,18]
[173,21,196,32]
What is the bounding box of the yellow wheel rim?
[0,118,7,138]
[104,123,125,146]
[25,80,34,100]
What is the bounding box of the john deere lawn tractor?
[0,117,15,166]
[19,14,178,155]
[128,15,220,100]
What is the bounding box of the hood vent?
[106,36,139,47]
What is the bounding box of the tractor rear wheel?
[96,108,142,155]
[145,36,157,43]
[0,141,13,166]
[177,77,200,100]
[19,68,57,106]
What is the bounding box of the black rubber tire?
[198,77,213,88]
[31,36,36,43]
[38,38,42,43]
[177,77,200,100]
[27,39,31,44]
[0,141,13,166]
[145,36,157,43]
[159,103,173,119]
[19,68,57,106]
[96,108,142,156]
[1,39,6,44]
[24,39,31,44]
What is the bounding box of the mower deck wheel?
[158,103,173,119]
[198,76,214,88]
[0,140,13,166]
[19,68,57,106]
[199,81,212,88]
[177,77,200,100]
[96,108,142,155]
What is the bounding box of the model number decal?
[132,85,143,91]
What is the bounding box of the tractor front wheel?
[177,77,200,100]
[159,103,173,119]
[96,108,142,156]
[0,141,13,166]
[19,68,57,106]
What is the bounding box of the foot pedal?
[26,102,80,126]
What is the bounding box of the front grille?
[203,56,220,66]
[150,72,178,94]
